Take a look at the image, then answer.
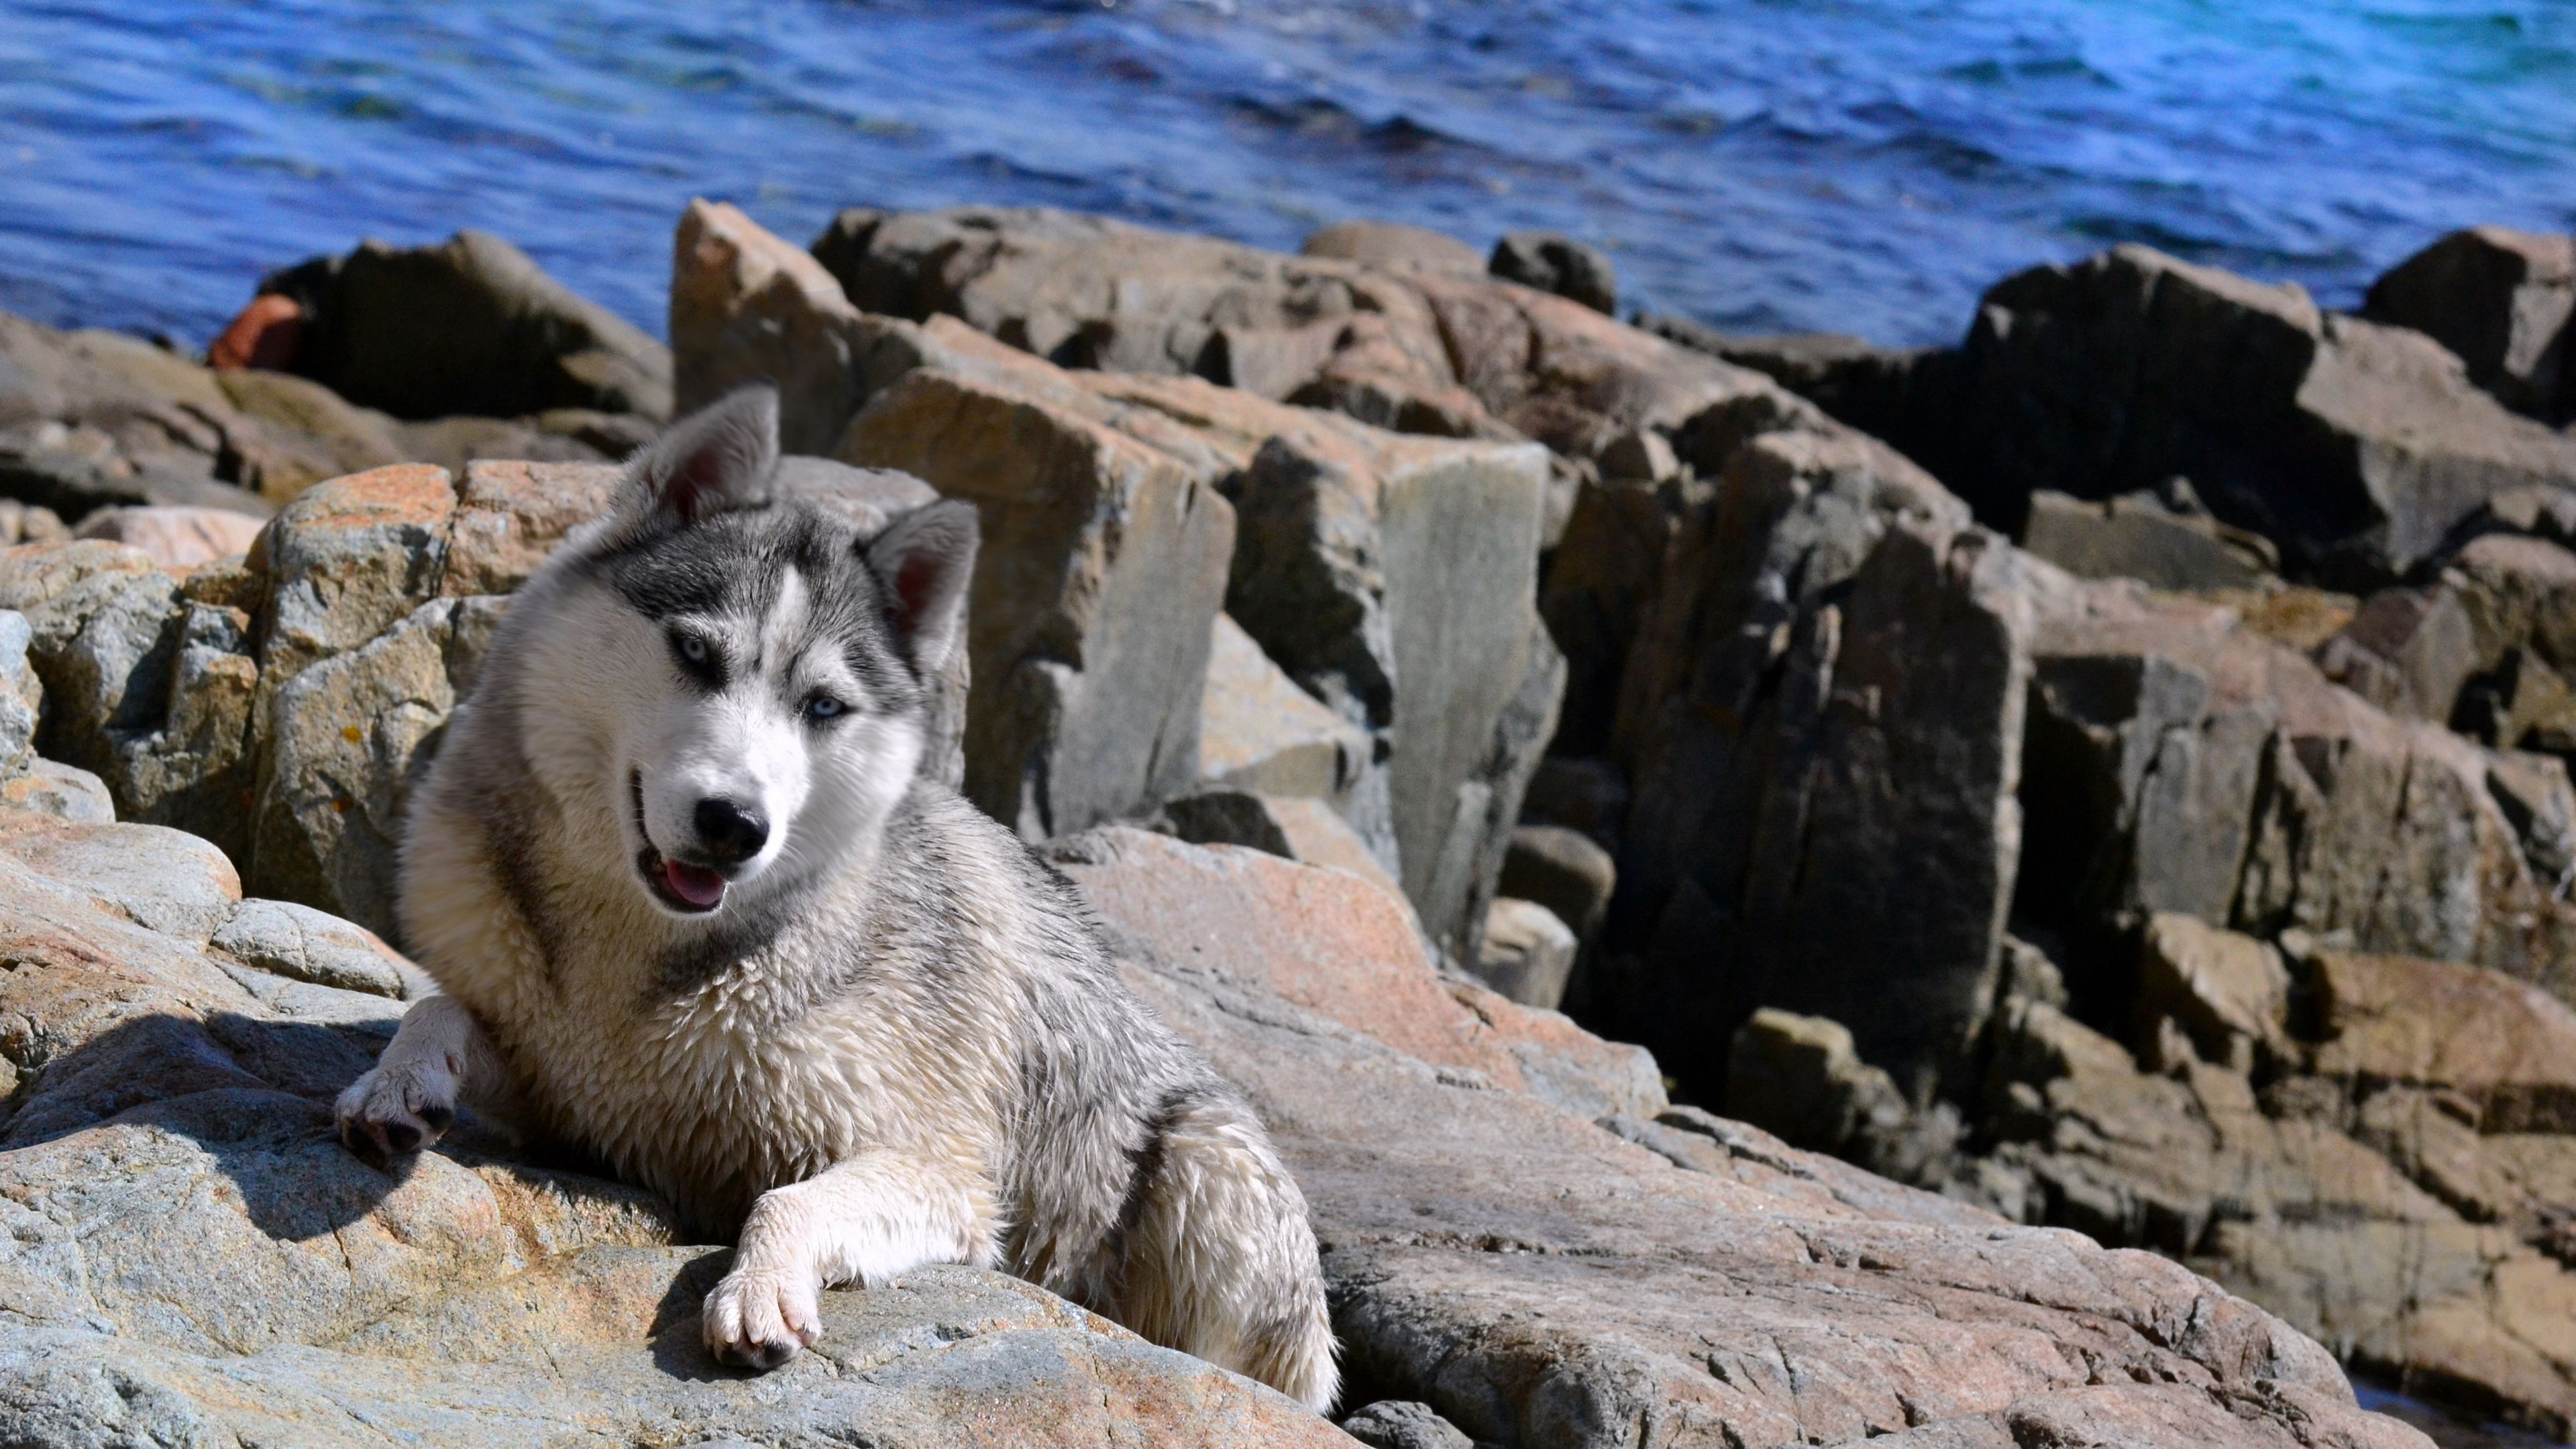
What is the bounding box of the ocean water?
[0,0,2570,351]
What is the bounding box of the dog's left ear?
[614,386,779,531]
[865,498,979,677]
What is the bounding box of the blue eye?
[807,696,845,721]
[678,635,708,663]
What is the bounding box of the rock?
[2365,226,2574,425]
[1949,244,2576,584]
[1339,1399,1473,1449]
[1197,612,1371,807]
[2485,751,2576,898]
[0,500,69,544]
[0,809,1351,1448]
[210,897,412,1000]
[1301,221,1485,276]
[2314,584,2479,724]
[70,504,267,570]
[209,367,411,502]
[258,229,672,421]
[1609,421,2023,1100]
[1638,317,1972,488]
[1497,824,1615,948]
[803,204,1780,477]
[1162,786,1406,910]
[1517,755,1627,850]
[835,348,1238,841]
[206,292,305,372]
[2133,914,2290,1073]
[1539,474,1674,757]
[1055,825,2422,1449]
[2019,486,2277,590]
[0,758,112,822]
[1055,827,1662,1122]
[0,314,277,523]
[1470,897,1578,1010]
[1487,231,1617,315]
[2015,568,2576,1001]
[254,595,502,936]
[2296,946,2576,1133]
[1723,1008,1915,1164]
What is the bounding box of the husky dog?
[334,387,1337,1409]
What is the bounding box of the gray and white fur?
[335,387,1338,1409]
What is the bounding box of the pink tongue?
[661,859,727,908]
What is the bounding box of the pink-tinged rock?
[70,505,267,571]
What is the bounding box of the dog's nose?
[692,797,769,865]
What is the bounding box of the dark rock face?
[1603,421,2018,1102]
[1951,246,2576,585]
[2365,226,2575,426]
[260,229,673,423]
[1488,230,1617,315]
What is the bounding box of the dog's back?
[376,387,1336,1408]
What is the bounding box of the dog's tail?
[1114,1090,1340,1413]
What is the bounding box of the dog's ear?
[614,386,779,530]
[864,498,979,676]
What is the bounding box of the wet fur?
[337,389,1337,1408]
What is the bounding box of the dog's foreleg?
[702,1148,998,1369]
[333,994,508,1165]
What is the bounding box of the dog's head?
[523,386,976,920]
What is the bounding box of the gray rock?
[0,759,111,823]
[1724,1008,1912,1159]
[1953,244,2576,584]
[211,898,409,999]
[1340,1399,1473,1449]
[1470,896,1577,1010]
[259,229,672,422]
[2020,486,2277,590]
[2314,583,2479,723]
[1498,824,1615,947]
[253,594,501,938]
[1300,221,1486,276]
[2365,225,2574,425]
[1488,230,1617,315]
[1197,612,1368,807]
[1609,425,2017,1100]
[2133,914,2291,1073]
[1162,785,1406,907]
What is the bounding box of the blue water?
[1,0,2571,351]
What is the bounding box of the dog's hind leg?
[703,1147,1002,1369]
[335,994,511,1165]
[1115,1092,1339,1412]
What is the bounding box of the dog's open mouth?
[631,771,728,914]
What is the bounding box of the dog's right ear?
[612,386,780,533]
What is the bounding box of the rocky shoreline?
[1,203,2572,1446]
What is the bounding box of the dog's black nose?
[692,797,769,865]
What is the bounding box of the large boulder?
[258,229,673,422]
[1948,245,2576,584]
[1054,826,2429,1449]
[0,808,1349,1446]
[2364,225,2573,425]
[1603,420,2020,1103]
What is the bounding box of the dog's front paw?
[703,1265,822,1370]
[333,1060,458,1167]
